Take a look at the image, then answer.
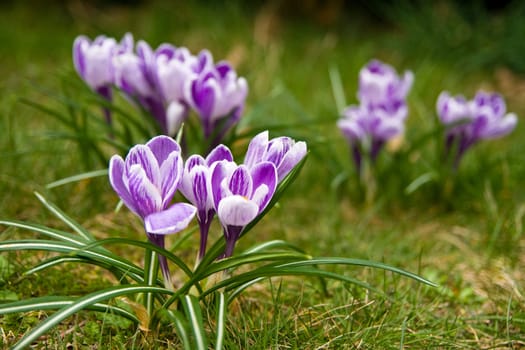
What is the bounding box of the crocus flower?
[113,40,169,133]
[244,131,308,181]
[211,160,277,257]
[185,60,248,143]
[358,59,413,108]
[338,59,413,176]
[179,144,233,260]
[73,33,133,124]
[437,90,517,168]
[109,135,196,287]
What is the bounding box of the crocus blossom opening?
[179,144,234,260]
[211,160,278,258]
[109,135,197,287]
[337,59,413,175]
[244,131,308,181]
[437,90,517,168]
[73,33,248,143]
[73,33,133,124]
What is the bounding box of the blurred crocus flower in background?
[437,90,517,168]
[185,61,248,144]
[73,33,133,124]
[109,135,196,288]
[179,144,233,261]
[73,33,248,145]
[337,59,413,175]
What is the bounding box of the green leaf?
[34,191,95,241]
[45,169,108,189]
[82,237,194,279]
[180,294,208,350]
[160,309,192,350]
[0,240,145,283]
[11,285,172,350]
[0,296,138,323]
[275,257,438,287]
[215,292,226,350]
[202,251,310,278]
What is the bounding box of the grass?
[1,0,524,348]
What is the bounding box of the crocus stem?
[158,254,174,292]
[197,211,214,263]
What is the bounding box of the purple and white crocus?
[437,90,517,168]
[244,131,308,182]
[211,161,278,258]
[73,33,133,124]
[109,135,196,288]
[73,33,248,144]
[179,144,233,260]
[337,59,413,175]
[209,132,307,257]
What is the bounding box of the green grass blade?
[215,292,226,350]
[202,267,381,299]
[202,251,310,277]
[23,256,131,284]
[0,240,145,283]
[241,240,307,255]
[83,237,194,279]
[161,309,192,350]
[0,219,90,246]
[0,296,139,323]
[45,169,108,189]
[11,285,172,350]
[226,277,265,304]
[181,294,208,350]
[33,191,95,241]
[275,257,438,287]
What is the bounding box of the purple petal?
[228,165,253,197]
[250,162,277,211]
[217,195,259,227]
[210,161,235,210]
[190,166,210,210]
[73,36,88,78]
[126,145,160,187]
[144,203,197,235]
[127,165,162,218]
[159,151,183,208]
[244,131,268,168]
[166,101,187,136]
[108,156,138,215]
[276,141,307,181]
[206,144,233,165]
[146,135,181,165]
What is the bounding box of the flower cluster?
[437,91,518,168]
[74,33,248,143]
[109,132,307,284]
[337,59,413,175]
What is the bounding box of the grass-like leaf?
[180,294,208,350]
[214,292,226,350]
[34,191,95,241]
[0,240,145,283]
[11,285,172,350]
[0,296,138,323]
[45,169,108,189]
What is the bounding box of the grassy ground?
[1,0,524,348]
